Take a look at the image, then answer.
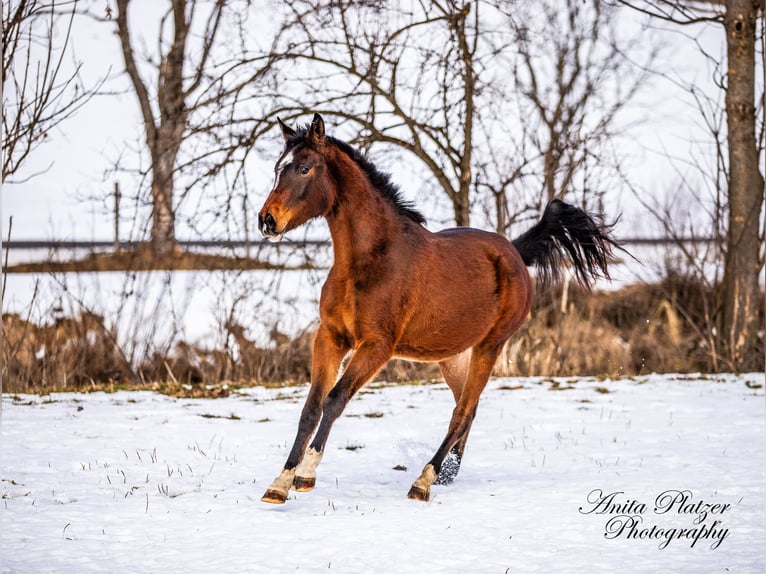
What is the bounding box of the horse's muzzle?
[259,211,283,242]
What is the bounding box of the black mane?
[286,125,426,225]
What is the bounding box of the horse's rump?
[389,228,531,362]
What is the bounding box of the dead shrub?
[3,278,762,394]
[2,312,133,392]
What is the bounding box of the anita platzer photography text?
[580,489,732,550]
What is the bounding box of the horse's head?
[258,113,335,242]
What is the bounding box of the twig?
[164,361,180,385]
[2,216,13,305]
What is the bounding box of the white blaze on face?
[273,148,295,191]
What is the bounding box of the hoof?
[294,448,322,491]
[292,475,316,492]
[261,489,288,504]
[408,463,437,502]
[407,484,430,502]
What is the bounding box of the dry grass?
[497,283,696,378]
[2,276,763,395]
[2,311,133,392]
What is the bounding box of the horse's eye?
[299,166,311,175]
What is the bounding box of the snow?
[2,373,764,573]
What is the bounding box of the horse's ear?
[278,117,296,142]
[309,113,326,145]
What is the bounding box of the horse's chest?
[320,273,390,340]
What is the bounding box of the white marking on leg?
[266,468,295,498]
[411,463,437,498]
[294,447,323,484]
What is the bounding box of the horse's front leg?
[302,341,393,476]
[261,326,347,504]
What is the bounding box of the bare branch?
[115,0,157,147]
[2,0,106,182]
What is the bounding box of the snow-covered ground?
[2,373,764,573]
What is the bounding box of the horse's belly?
[393,295,499,361]
[392,234,527,360]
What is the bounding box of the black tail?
[512,199,621,291]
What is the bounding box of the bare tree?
[111,0,277,255]
[722,0,764,370]
[115,0,213,255]
[265,0,653,232]
[508,0,658,212]
[2,0,103,183]
[476,0,661,233]
[267,0,487,227]
[617,0,764,370]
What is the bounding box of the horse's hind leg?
[435,352,475,485]
[408,345,499,501]
[434,405,477,485]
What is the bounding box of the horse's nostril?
[260,211,278,237]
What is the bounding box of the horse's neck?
[325,150,423,266]
[326,179,406,266]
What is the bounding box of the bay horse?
[258,113,618,503]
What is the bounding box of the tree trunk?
[453,191,471,227]
[455,4,474,228]
[721,0,764,370]
[116,0,189,257]
[150,170,176,256]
